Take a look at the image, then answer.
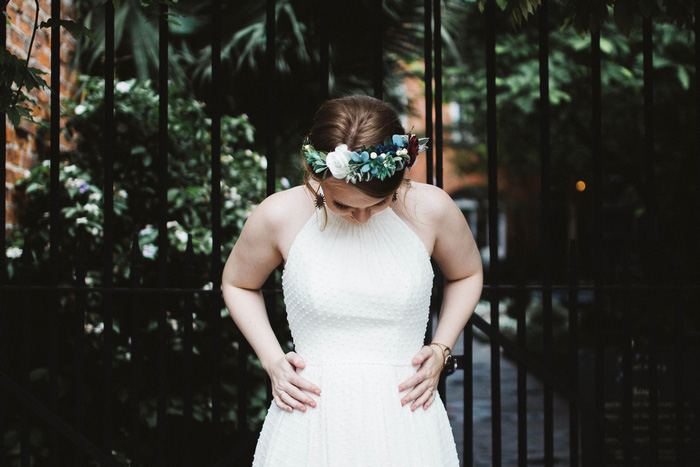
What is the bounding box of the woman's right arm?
[222,196,320,412]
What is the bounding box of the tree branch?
[12,0,41,107]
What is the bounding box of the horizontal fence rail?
[3,1,700,466]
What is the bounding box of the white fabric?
[252,207,459,467]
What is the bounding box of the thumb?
[412,346,433,365]
[286,351,306,369]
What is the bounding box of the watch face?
[443,354,455,375]
[444,354,453,367]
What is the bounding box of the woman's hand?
[267,351,321,413]
[398,346,443,411]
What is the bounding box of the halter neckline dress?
[252,207,459,467]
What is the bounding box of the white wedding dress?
[252,207,459,467]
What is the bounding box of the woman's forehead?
[321,179,386,207]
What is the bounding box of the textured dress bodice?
[283,207,434,365]
[252,207,459,467]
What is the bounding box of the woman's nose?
[353,209,371,224]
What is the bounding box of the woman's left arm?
[398,187,483,411]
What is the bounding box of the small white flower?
[140,225,154,236]
[84,203,99,214]
[85,277,94,286]
[116,81,133,93]
[280,177,290,188]
[90,228,100,236]
[259,156,268,169]
[76,217,88,225]
[168,318,178,332]
[167,221,180,228]
[42,160,51,167]
[224,200,235,209]
[175,230,188,244]
[117,190,127,199]
[6,247,22,259]
[142,244,157,259]
[221,155,233,164]
[74,105,87,115]
[230,187,241,202]
[64,165,77,174]
[325,144,353,179]
[370,152,378,159]
[89,193,101,202]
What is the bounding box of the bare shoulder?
[240,185,315,259]
[403,181,463,222]
[249,185,313,229]
[224,186,315,289]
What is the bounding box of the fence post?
[129,234,144,467]
[74,235,88,467]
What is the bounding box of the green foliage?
[8,76,267,285]
[446,3,700,352]
[477,0,696,34]
[3,77,272,465]
[0,49,48,126]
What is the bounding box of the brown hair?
[303,95,407,199]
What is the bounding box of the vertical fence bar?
[463,323,474,467]
[210,0,223,458]
[101,2,116,461]
[590,27,605,463]
[431,0,446,398]
[621,247,633,466]
[697,0,700,230]
[129,235,143,467]
[373,0,383,100]
[433,0,443,189]
[157,3,170,465]
[266,0,276,198]
[537,1,554,465]
[49,0,62,463]
[74,238,88,467]
[642,17,659,465]
[183,239,195,466]
[485,2,501,465]
[319,0,329,101]
[424,0,433,184]
[568,240,579,467]
[19,247,32,466]
[516,254,527,467]
[1,7,7,465]
[673,246,685,465]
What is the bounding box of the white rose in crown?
[325,144,354,179]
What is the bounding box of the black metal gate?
[3,0,700,466]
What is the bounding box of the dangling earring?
[315,193,325,209]
[392,191,398,203]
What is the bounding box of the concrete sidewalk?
[445,332,576,466]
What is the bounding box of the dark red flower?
[407,135,419,168]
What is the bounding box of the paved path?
[444,331,576,466]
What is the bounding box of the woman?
[222,95,482,466]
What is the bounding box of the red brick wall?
[4,0,78,233]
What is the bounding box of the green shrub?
[3,77,276,465]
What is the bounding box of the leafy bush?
[3,77,276,465]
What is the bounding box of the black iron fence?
[3,0,700,466]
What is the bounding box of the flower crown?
[302,134,429,184]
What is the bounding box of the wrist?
[429,342,453,369]
[259,350,286,373]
